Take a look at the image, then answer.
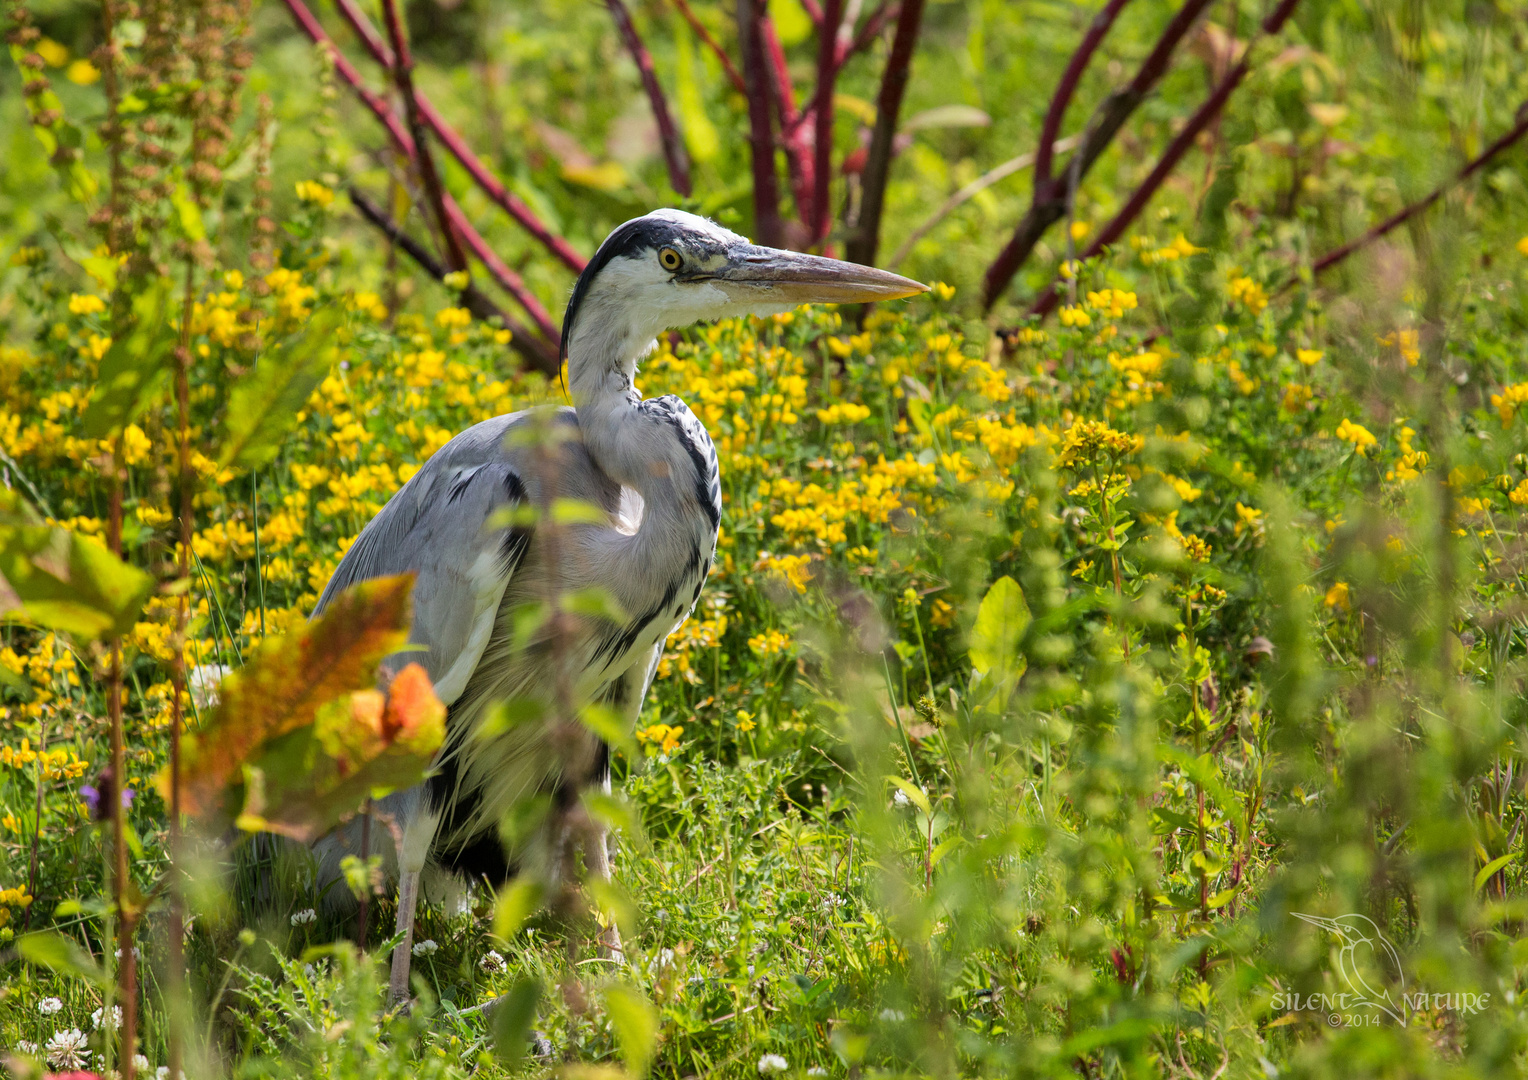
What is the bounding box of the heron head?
[561,208,927,378]
[1293,912,1378,946]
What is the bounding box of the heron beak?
[1292,913,1342,934]
[710,245,929,305]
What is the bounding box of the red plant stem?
[1309,104,1528,277]
[761,15,815,225]
[844,0,926,265]
[982,0,1217,308]
[606,0,693,196]
[1031,0,1303,319]
[668,0,748,95]
[282,0,560,347]
[380,0,469,272]
[841,0,897,63]
[328,0,587,272]
[105,438,136,1080]
[738,0,785,246]
[799,0,825,24]
[1033,0,1135,190]
[811,0,847,242]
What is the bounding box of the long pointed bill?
[712,246,929,305]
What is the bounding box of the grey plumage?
[308,208,925,998]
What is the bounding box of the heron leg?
[587,823,623,959]
[388,809,438,1005]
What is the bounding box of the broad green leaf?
[1475,852,1517,893]
[560,585,628,624]
[886,775,931,815]
[219,306,343,468]
[81,278,177,438]
[902,104,992,132]
[15,930,107,986]
[0,490,154,639]
[171,183,205,240]
[604,982,659,1075]
[582,790,638,836]
[970,576,1030,702]
[490,978,542,1070]
[493,878,545,942]
[586,875,638,938]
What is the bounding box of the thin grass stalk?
[843,0,925,266]
[1029,0,1304,320]
[810,0,845,244]
[330,0,588,273]
[380,0,468,273]
[737,0,784,247]
[605,0,693,196]
[982,0,1216,309]
[666,0,747,96]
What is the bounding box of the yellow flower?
[34,37,68,66]
[1296,348,1323,366]
[1233,502,1264,537]
[1228,274,1268,315]
[435,307,472,329]
[1518,237,1528,257]
[1335,418,1376,456]
[1510,479,1528,506]
[1180,534,1212,562]
[931,282,955,301]
[1490,383,1528,425]
[1069,220,1091,242]
[636,723,683,754]
[65,58,100,84]
[69,293,106,316]
[120,423,152,466]
[735,710,757,733]
[748,629,792,657]
[1324,582,1351,612]
[1058,305,1092,328]
[294,180,335,207]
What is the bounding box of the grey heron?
[310,208,926,1000]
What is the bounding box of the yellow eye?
[658,247,682,271]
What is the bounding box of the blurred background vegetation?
[2,0,1528,1078]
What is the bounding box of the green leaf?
[549,497,607,525]
[476,695,548,739]
[587,875,638,939]
[81,278,177,438]
[490,978,542,1070]
[493,878,545,942]
[582,790,638,836]
[604,982,659,1076]
[579,701,635,757]
[1475,852,1517,893]
[0,490,154,639]
[219,306,343,469]
[15,930,107,986]
[171,183,205,240]
[970,576,1030,704]
[886,775,931,815]
[560,585,628,625]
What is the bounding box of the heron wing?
[312,413,533,706]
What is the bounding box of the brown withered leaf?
[173,574,416,820]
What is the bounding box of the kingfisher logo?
[1275,912,1491,1027]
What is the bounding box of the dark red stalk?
[380,0,468,272]
[843,0,926,265]
[761,15,815,226]
[982,0,1217,308]
[1030,0,1304,319]
[668,0,748,95]
[1033,0,1135,191]
[811,0,847,243]
[737,0,785,246]
[1309,104,1528,277]
[328,0,587,272]
[606,0,693,196]
[799,0,825,24]
[447,200,560,345]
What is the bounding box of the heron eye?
[658,247,683,272]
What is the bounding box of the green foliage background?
[2,0,1528,1078]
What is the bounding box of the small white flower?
[878,1007,906,1022]
[758,1053,789,1075]
[14,1039,38,1056]
[156,1067,172,1080]
[38,996,64,1015]
[807,1069,828,1077]
[480,949,506,974]
[46,1028,89,1069]
[92,1004,123,1030]
[658,947,675,968]
[290,908,317,926]
[893,789,910,807]
[134,1053,151,1070]
[412,938,439,956]
[115,945,143,960]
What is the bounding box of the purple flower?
[81,771,134,821]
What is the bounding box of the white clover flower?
[157,1069,171,1080]
[892,789,910,807]
[878,1007,906,1022]
[480,949,506,974]
[658,947,675,968]
[807,1069,828,1077]
[14,1039,38,1057]
[46,1028,89,1069]
[412,938,439,956]
[290,908,317,926]
[92,1004,123,1030]
[758,1053,788,1074]
[134,1053,151,1070]
[38,996,64,1015]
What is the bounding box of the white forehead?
[639,208,748,247]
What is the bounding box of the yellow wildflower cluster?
[1377,329,1420,365]
[264,267,317,321]
[976,416,1053,468]
[1490,383,1528,426]
[636,723,683,754]
[1385,426,1428,482]
[748,629,792,658]
[1055,418,1142,467]
[294,180,335,207]
[1335,418,1377,456]
[816,402,871,425]
[657,595,729,683]
[1137,233,1205,265]
[1228,274,1268,315]
[0,885,33,928]
[755,551,815,593]
[1085,289,1138,319]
